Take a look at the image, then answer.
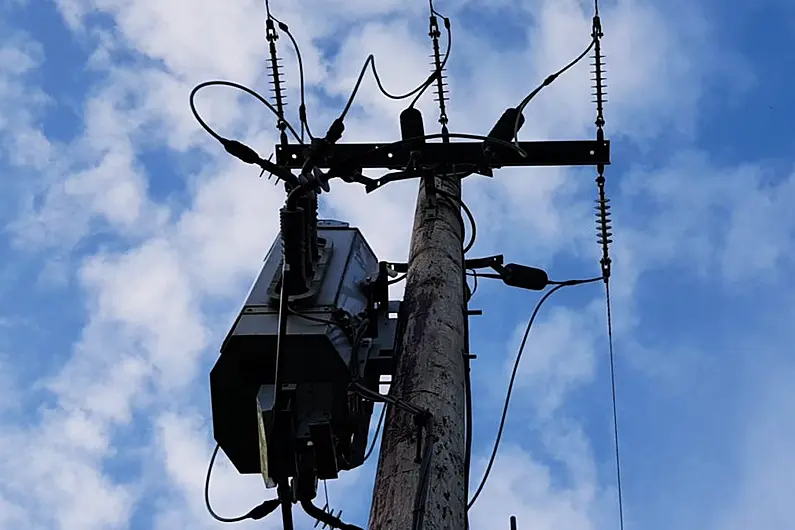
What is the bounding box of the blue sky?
[1,0,794,529]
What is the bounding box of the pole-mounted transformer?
[210,199,400,494]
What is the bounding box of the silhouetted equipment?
[210,216,399,484]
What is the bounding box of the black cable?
[467,272,500,280]
[189,80,303,144]
[512,38,596,149]
[463,334,473,529]
[340,16,452,118]
[204,444,281,523]
[366,132,526,164]
[468,269,479,299]
[434,188,476,254]
[388,273,408,285]
[605,280,625,530]
[467,277,601,510]
[268,14,314,141]
[411,415,435,530]
[364,403,387,462]
[349,382,434,530]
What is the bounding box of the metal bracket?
[275,140,610,170]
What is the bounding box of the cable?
[463,332,473,529]
[368,132,526,160]
[605,280,625,530]
[364,403,387,462]
[189,80,304,144]
[204,444,281,523]
[388,273,408,285]
[467,269,479,299]
[349,382,434,530]
[340,16,452,118]
[434,188,476,254]
[268,14,314,141]
[467,277,601,510]
[411,415,435,530]
[512,38,596,149]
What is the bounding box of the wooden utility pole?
[368,171,468,530]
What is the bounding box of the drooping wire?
[363,404,387,462]
[340,14,451,119]
[512,38,596,151]
[467,269,478,300]
[189,80,304,145]
[467,277,602,510]
[204,444,282,523]
[434,187,477,254]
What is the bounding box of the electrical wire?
[511,38,596,150]
[363,403,387,462]
[467,269,479,300]
[366,132,527,160]
[467,277,602,510]
[411,415,435,530]
[189,80,304,145]
[340,15,452,119]
[605,280,625,530]
[205,444,282,523]
[205,444,250,523]
[388,273,408,285]
[268,14,314,141]
[349,373,434,530]
[434,187,476,254]
[463,332,473,530]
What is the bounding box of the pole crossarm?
[275,140,610,170]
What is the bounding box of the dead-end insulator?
[591,15,607,129]
[428,14,449,127]
[280,206,309,294]
[595,176,613,280]
[266,16,288,144]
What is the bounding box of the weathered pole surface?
[368,171,467,530]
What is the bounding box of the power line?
[467,277,601,510]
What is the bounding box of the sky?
[1,0,794,529]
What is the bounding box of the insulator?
[313,505,343,529]
[280,206,308,295]
[487,108,525,142]
[400,107,426,145]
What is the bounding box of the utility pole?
[369,171,468,530]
